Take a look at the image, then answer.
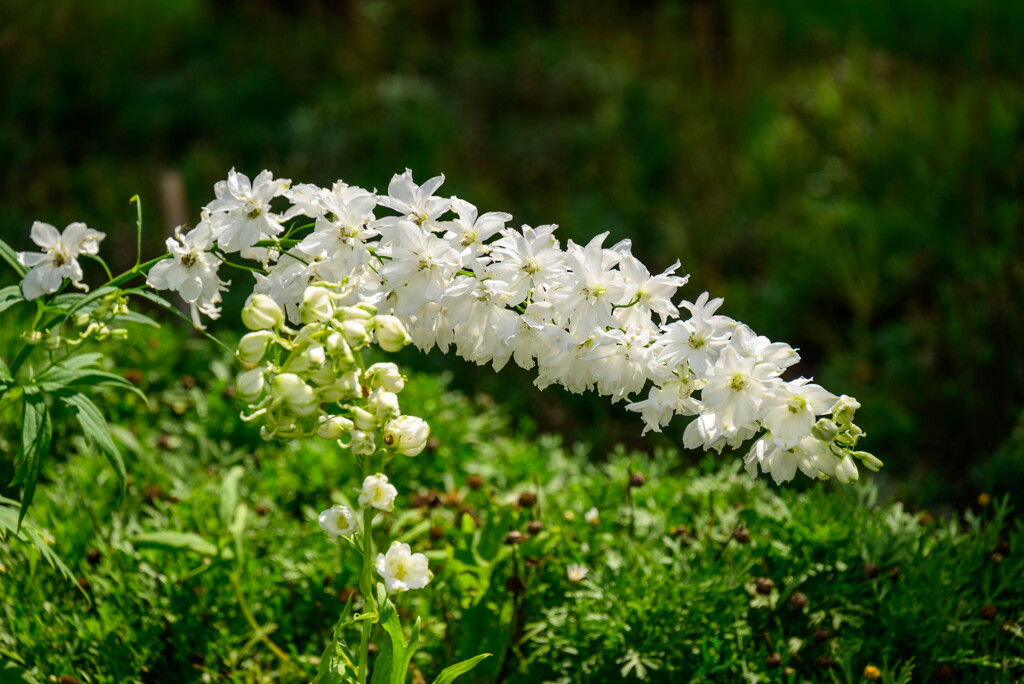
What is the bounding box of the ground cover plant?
[0,170,1022,683]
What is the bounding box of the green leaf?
[58,392,126,503]
[0,495,75,583]
[431,654,491,684]
[314,605,360,684]
[112,311,161,328]
[131,531,218,557]
[220,465,245,527]
[371,583,420,684]
[0,356,11,385]
[0,659,42,683]
[10,393,51,526]
[0,237,27,277]
[0,285,25,315]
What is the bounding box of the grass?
[0,323,1022,683]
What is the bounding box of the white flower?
[566,563,589,584]
[375,541,432,593]
[761,379,838,449]
[19,221,105,300]
[377,169,451,225]
[382,415,430,457]
[584,507,600,526]
[146,222,228,328]
[206,169,291,259]
[441,198,511,270]
[376,221,461,315]
[318,505,359,539]
[359,473,398,511]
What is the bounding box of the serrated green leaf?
[0,285,25,315]
[0,238,27,277]
[0,495,75,584]
[220,465,245,527]
[10,394,51,526]
[59,392,126,502]
[431,653,491,684]
[132,531,218,557]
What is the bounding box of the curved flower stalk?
[169,168,878,485]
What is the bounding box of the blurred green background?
[2,0,1023,504]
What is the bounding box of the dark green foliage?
[0,329,1021,682]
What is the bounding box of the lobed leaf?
[58,391,127,503]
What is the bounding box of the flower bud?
[854,450,883,472]
[382,416,430,457]
[271,372,319,416]
[835,454,859,484]
[355,302,378,316]
[235,368,266,403]
[341,319,372,349]
[830,395,860,427]
[374,315,411,352]
[300,285,334,324]
[236,331,274,365]
[318,415,354,440]
[334,304,372,322]
[364,362,405,393]
[369,390,400,421]
[242,294,285,331]
[350,406,378,431]
[325,332,356,366]
[811,418,839,443]
[21,330,43,345]
[350,429,376,456]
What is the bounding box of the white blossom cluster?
[21,168,878,485]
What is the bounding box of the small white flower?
[19,221,105,300]
[318,505,359,539]
[584,507,600,526]
[375,541,432,593]
[146,222,228,328]
[206,168,291,259]
[567,563,589,584]
[359,473,398,511]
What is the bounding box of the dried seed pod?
[755,577,775,595]
[789,592,809,610]
[979,604,998,621]
[85,548,102,566]
[518,491,538,508]
[527,520,543,535]
[863,562,879,579]
[732,527,750,544]
[504,530,526,545]
[813,627,831,642]
[765,652,782,669]
[628,471,647,488]
[466,474,483,489]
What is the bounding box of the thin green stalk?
[357,450,375,684]
[229,571,293,664]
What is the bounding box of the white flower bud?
[854,450,884,472]
[325,331,356,366]
[365,362,405,393]
[830,395,861,427]
[350,406,378,431]
[359,473,398,511]
[317,370,361,402]
[382,415,430,457]
[835,454,859,484]
[318,415,354,440]
[336,305,374,322]
[369,390,400,421]
[811,418,839,443]
[341,319,372,349]
[356,302,378,316]
[242,294,285,331]
[318,505,359,538]
[374,315,411,353]
[271,372,319,416]
[235,368,266,403]
[350,429,377,456]
[300,285,334,324]
[236,331,274,366]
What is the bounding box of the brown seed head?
[58,677,80,684]
[505,575,525,595]
[527,520,543,535]
[755,577,775,595]
[732,527,750,544]
[629,471,647,488]
[85,548,102,566]
[789,592,809,610]
[934,664,954,682]
[863,562,879,579]
[979,604,998,621]
[813,627,831,642]
[518,491,538,508]
[466,473,483,489]
[430,526,445,541]
[816,655,835,670]
[504,530,526,546]
[765,652,782,669]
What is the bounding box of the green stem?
[357,450,375,684]
[229,571,294,664]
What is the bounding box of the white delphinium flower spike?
[761,378,838,449]
[318,505,359,539]
[375,541,432,593]
[18,221,105,299]
[146,222,229,328]
[359,473,398,511]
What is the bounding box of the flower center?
[730,374,746,391]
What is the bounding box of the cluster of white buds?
[234,284,430,458]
